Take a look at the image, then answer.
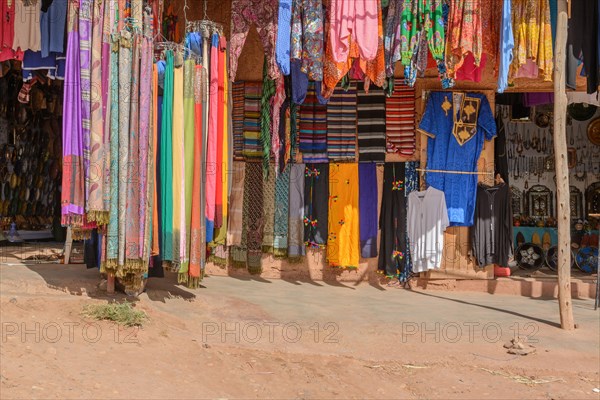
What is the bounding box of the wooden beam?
[553,0,575,330]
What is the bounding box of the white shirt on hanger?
[408,187,449,273]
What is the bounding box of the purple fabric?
[359,163,378,258]
[79,0,92,201]
[522,92,554,107]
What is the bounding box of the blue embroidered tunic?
[419,92,496,227]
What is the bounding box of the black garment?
[304,163,329,246]
[84,229,100,269]
[471,183,513,268]
[378,162,407,277]
[495,93,531,120]
[569,0,599,94]
[494,114,509,184]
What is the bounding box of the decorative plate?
[516,243,545,270]
[575,246,598,274]
[587,117,600,146]
[545,246,576,271]
[568,103,597,121]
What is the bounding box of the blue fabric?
[276,0,292,75]
[157,60,166,89]
[419,92,496,227]
[291,60,329,105]
[22,51,56,70]
[497,0,514,93]
[549,0,557,51]
[40,0,67,58]
[186,32,203,56]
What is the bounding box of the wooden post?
[553,0,575,330]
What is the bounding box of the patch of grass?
[81,302,147,327]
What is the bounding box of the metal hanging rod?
[186,20,223,36]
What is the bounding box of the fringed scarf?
[232,81,245,161]
[61,0,86,226]
[160,51,174,264]
[179,59,195,283]
[287,163,306,260]
[227,161,245,243]
[245,162,264,274]
[87,0,107,224]
[262,164,276,253]
[171,65,184,270]
[205,33,219,243]
[188,64,206,286]
[261,57,276,176]
[273,164,290,257]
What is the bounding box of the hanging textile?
[276,0,292,76]
[304,163,329,247]
[399,161,419,281]
[206,33,219,243]
[326,83,357,161]
[243,82,263,160]
[383,0,405,77]
[356,82,386,162]
[359,163,378,259]
[291,0,324,81]
[378,162,406,278]
[151,64,160,258]
[80,0,93,206]
[444,0,483,78]
[245,162,264,273]
[261,58,276,174]
[328,0,378,63]
[299,82,328,163]
[229,162,247,266]
[497,0,514,93]
[288,163,306,259]
[327,163,360,268]
[361,0,386,89]
[271,76,286,174]
[273,165,291,257]
[229,0,279,81]
[62,0,85,226]
[385,80,415,156]
[215,37,227,229]
[171,64,185,269]
[232,81,245,160]
[568,0,600,94]
[262,164,277,253]
[159,51,174,264]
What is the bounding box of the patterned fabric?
[230,0,280,81]
[300,82,328,163]
[245,162,264,273]
[262,164,277,252]
[243,82,263,160]
[445,0,482,77]
[356,82,386,162]
[383,0,404,77]
[232,81,245,160]
[273,165,290,256]
[510,0,553,82]
[276,0,292,75]
[378,162,406,278]
[261,59,276,175]
[139,31,153,261]
[271,76,286,173]
[106,33,120,266]
[227,162,246,247]
[304,163,329,247]
[327,163,359,268]
[385,80,416,156]
[79,0,92,204]
[326,83,357,161]
[291,0,324,81]
[288,163,306,258]
[399,161,419,282]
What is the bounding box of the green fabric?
[106,34,120,267]
[179,59,196,279]
[273,164,290,256]
[260,57,275,177]
[160,51,174,262]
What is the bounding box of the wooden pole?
[554,0,575,330]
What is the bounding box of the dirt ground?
[0,261,599,400]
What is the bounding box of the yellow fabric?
[327,163,360,268]
[172,67,184,265]
[510,0,553,81]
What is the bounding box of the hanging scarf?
[179,58,195,283]
[287,163,306,260]
[245,162,264,274]
[87,0,107,224]
[273,164,290,257]
[271,75,286,174]
[214,37,226,229]
[79,0,92,205]
[359,163,378,258]
[242,82,263,160]
[61,0,85,227]
[232,81,245,161]
[160,51,174,264]
[262,164,276,253]
[205,33,219,243]
[171,64,184,270]
[260,57,276,176]
[101,0,114,215]
[105,32,120,271]
[229,162,247,267]
[189,64,206,286]
[327,163,359,268]
[304,163,329,247]
[399,161,420,282]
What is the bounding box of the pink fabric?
[455,53,487,82]
[329,0,379,63]
[205,37,219,231]
[515,58,539,79]
[271,75,285,174]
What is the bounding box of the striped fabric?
[242,82,263,160]
[327,84,357,161]
[357,82,386,162]
[300,82,328,164]
[232,81,245,161]
[386,80,416,156]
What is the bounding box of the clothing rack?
[416,168,494,175]
[186,20,223,36]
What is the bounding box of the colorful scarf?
[215,37,226,230]
[261,57,276,175]
[385,80,416,155]
[304,163,329,247]
[262,164,276,253]
[160,51,174,263]
[87,0,107,224]
[245,162,264,273]
[204,34,219,244]
[100,0,113,215]
[200,35,209,273]
[188,64,206,286]
[287,163,306,259]
[326,83,357,161]
[79,0,92,205]
[299,82,328,163]
[273,164,290,257]
[327,163,359,268]
[124,33,141,270]
[232,81,245,161]
[171,65,184,269]
[243,82,263,160]
[359,163,378,258]
[399,161,420,282]
[229,162,247,267]
[61,0,85,226]
[271,75,286,174]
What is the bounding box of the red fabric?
[455,53,488,82]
